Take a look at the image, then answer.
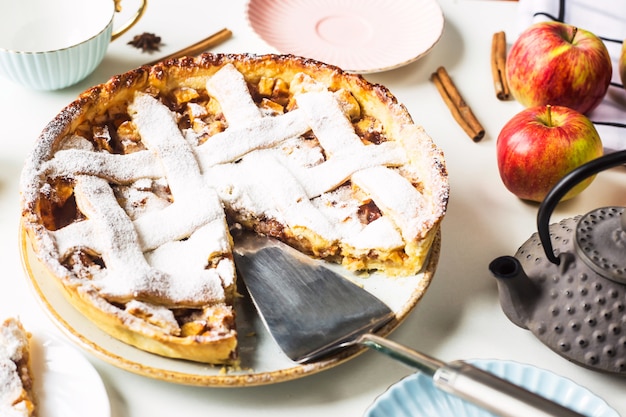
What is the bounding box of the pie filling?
[20,54,448,364]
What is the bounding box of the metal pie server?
[232,232,586,417]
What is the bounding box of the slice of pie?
[0,318,35,417]
[20,53,448,364]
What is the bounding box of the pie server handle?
[358,334,586,417]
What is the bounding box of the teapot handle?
[538,149,626,265]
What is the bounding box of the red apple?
[496,105,603,202]
[506,21,612,115]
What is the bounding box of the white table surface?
[2,0,626,416]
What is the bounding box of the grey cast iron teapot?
[490,149,626,375]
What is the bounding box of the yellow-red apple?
[506,21,612,115]
[496,105,603,202]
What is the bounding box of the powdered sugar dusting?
[206,63,262,125]
[0,319,28,367]
[0,318,31,417]
[29,62,434,310]
[195,110,310,169]
[352,166,426,241]
[45,149,162,183]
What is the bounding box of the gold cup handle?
[111,0,148,41]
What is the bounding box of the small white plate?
[31,330,110,417]
[246,0,444,73]
[364,359,619,417]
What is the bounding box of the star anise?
[128,32,163,53]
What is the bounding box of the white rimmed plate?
[246,0,444,73]
[364,359,620,417]
[31,330,110,417]
[21,228,440,387]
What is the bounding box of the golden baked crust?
[0,318,35,417]
[20,53,448,364]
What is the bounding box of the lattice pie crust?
[20,54,448,364]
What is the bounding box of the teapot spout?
[489,256,541,329]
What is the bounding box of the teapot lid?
[576,207,626,284]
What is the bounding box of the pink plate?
[246,0,444,74]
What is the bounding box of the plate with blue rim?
[364,359,619,417]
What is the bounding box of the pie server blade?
[232,232,585,417]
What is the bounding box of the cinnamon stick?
[430,66,485,142]
[147,28,233,65]
[491,31,510,100]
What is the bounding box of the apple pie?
[20,53,448,364]
[0,318,35,417]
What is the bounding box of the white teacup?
[0,0,146,90]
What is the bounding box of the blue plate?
[364,359,619,417]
